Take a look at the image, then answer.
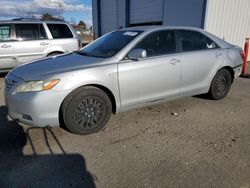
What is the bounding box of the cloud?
[0,0,91,18]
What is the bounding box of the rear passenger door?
[0,24,15,70]
[176,30,223,93]
[13,23,50,66]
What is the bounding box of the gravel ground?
[0,73,250,188]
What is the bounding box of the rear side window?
[15,24,47,40]
[47,24,73,39]
[134,30,176,57]
[178,30,218,52]
[0,25,11,41]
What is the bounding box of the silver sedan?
[5,26,243,134]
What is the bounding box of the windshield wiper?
[76,51,91,57]
[76,51,108,58]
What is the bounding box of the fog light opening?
[22,114,33,121]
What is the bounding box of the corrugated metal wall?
[100,0,118,35]
[163,0,206,27]
[205,0,250,59]
[130,0,164,24]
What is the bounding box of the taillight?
[240,51,245,61]
[78,39,82,50]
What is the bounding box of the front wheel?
[208,68,232,100]
[62,86,112,135]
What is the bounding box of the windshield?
[78,30,143,58]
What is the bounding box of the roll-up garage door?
[100,0,118,35]
[130,0,164,25]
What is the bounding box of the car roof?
[0,19,69,24]
[119,25,232,49]
[121,25,204,32]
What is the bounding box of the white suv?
[0,19,81,72]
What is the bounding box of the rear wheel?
[62,86,112,135]
[208,68,232,100]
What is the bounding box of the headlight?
[15,79,60,93]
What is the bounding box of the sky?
[0,0,93,26]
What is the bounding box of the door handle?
[40,42,49,46]
[1,44,12,48]
[169,59,181,65]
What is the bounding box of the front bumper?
[4,75,68,127]
[233,65,243,78]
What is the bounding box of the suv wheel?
[62,86,112,135]
[208,68,232,100]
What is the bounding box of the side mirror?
[127,48,147,60]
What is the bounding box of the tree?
[78,21,86,29]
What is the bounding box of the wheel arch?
[58,84,117,130]
[85,84,117,114]
[59,84,117,123]
[221,66,234,83]
[47,51,64,57]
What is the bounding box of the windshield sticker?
[123,31,138,36]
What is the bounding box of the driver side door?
[118,30,181,109]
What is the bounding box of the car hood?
[11,53,112,81]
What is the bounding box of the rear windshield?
[47,24,73,39]
[78,30,143,58]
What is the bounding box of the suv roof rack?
[11,18,65,22]
[12,18,42,21]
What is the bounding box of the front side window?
[178,30,218,52]
[78,30,143,58]
[47,24,73,39]
[133,30,176,57]
[0,25,11,42]
[15,24,46,40]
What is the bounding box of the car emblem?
[5,78,16,86]
[6,79,13,85]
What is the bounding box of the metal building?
[92,0,250,56]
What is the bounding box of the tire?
[61,86,112,135]
[208,68,232,100]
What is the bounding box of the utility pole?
[27,12,36,19]
[51,1,64,20]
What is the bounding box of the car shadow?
[193,94,213,100]
[0,106,96,188]
[0,73,7,78]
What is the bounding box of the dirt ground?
[0,73,250,188]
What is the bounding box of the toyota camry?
[5,26,243,134]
